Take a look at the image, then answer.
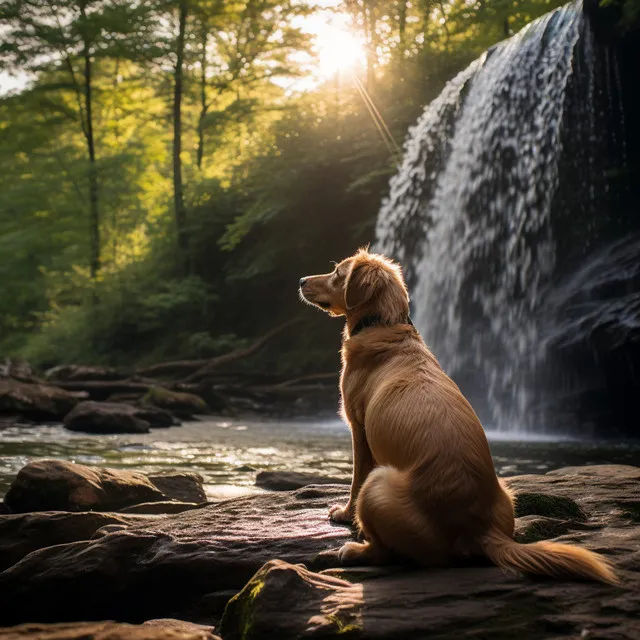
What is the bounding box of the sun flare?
[316,25,367,78]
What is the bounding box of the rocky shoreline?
[0,461,638,638]
[0,358,338,433]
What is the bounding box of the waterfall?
[375,1,633,433]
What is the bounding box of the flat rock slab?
[0,621,220,640]
[118,501,205,515]
[0,485,353,625]
[0,511,151,571]
[256,471,350,491]
[0,465,638,637]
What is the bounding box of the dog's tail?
[481,530,618,585]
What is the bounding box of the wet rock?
[142,619,218,638]
[3,460,166,513]
[63,400,177,434]
[220,550,640,640]
[0,414,34,430]
[256,471,350,491]
[147,471,208,504]
[220,559,358,640]
[44,364,124,382]
[0,379,77,421]
[143,386,210,418]
[1,466,639,633]
[0,511,148,570]
[0,484,353,624]
[0,358,35,382]
[119,501,204,515]
[135,406,180,428]
[0,621,220,640]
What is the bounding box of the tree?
[190,0,313,172]
[0,0,161,279]
[172,0,190,269]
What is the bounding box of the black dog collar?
[350,314,414,337]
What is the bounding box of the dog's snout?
[299,277,307,287]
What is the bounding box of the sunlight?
[315,23,367,78]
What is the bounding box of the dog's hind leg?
[338,466,448,566]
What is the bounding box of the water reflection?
[1,418,639,500]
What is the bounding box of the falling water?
[375,1,632,433]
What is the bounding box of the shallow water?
[1,418,639,500]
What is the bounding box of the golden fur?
[299,248,617,584]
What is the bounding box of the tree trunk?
[80,4,100,279]
[437,1,451,47]
[365,4,377,91]
[398,0,407,47]
[173,0,190,268]
[196,29,208,171]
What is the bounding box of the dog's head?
[298,248,409,324]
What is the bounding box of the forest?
[0,0,632,376]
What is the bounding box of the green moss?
[514,492,587,522]
[619,501,640,522]
[326,613,362,636]
[514,516,572,544]
[220,573,266,640]
[143,386,208,412]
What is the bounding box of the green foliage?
[19,270,217,367]
[0,0,570,374]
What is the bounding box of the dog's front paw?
[329,504,354,524]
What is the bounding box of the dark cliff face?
[375,3,640,436]
[543,6,640,436]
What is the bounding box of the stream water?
[2,419,639,500]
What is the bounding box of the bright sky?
[306,2,366,78]
[0,2,365,97]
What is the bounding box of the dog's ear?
[345,262,378,309]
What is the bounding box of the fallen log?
[53,381,153,402]
[181,318,302,384]
[136,318,301,380]
[269,372,338,388]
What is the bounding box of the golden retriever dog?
[299,248,617,583]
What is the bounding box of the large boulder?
[0,379,77,421]
[256,471,350,491]
[44,364,124,382]
[3,460,166,513]
[2,461,209,514]
[0,621,219,640]
[63,401,177,434]
[142,387,210,419]
[0,465,638,633]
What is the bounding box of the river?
[2,418,640,500]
